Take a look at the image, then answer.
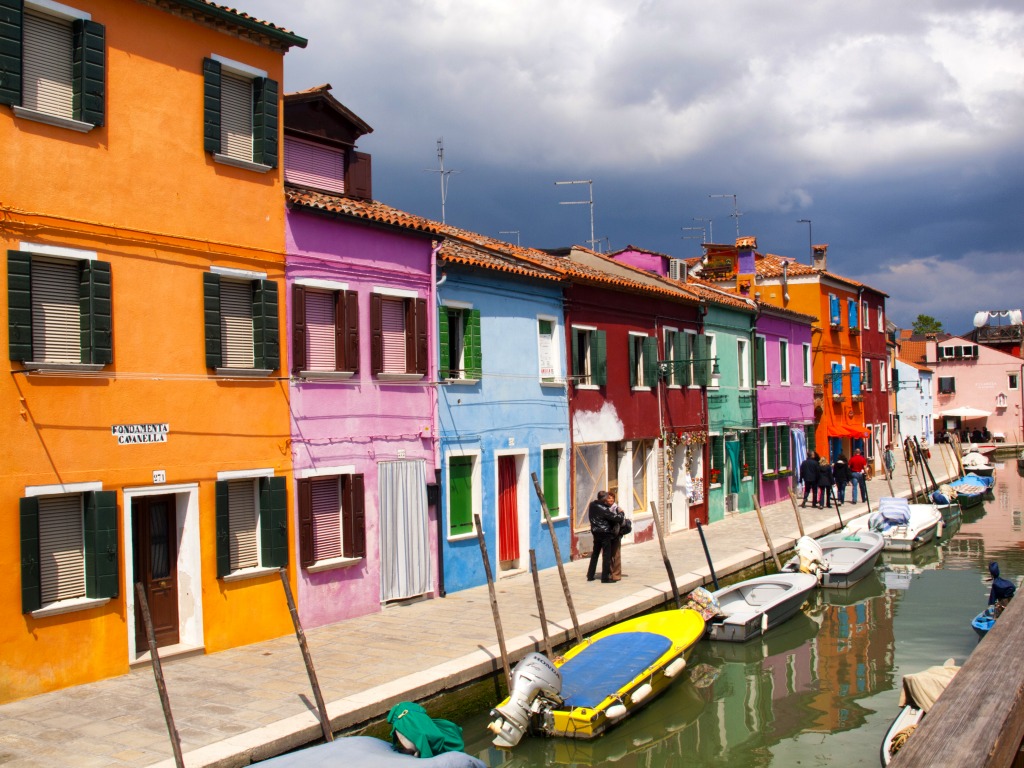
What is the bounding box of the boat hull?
[972,610,995,639]
[520,609,706,741]
[881,705,923,766]
[881,518,940,551]
[818,531,884,588]
[707,573,817,643]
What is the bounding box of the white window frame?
[628,439,656,517]
[707,332,720,388]
[629,331,653,391]
[215,468,276,581]
[737,337,750,390]
[1009,372,1020,391]
[442,301,473,382]
[779,338,790,385]
[663,326,681,389]
[755,334,768,386]
[537,314,562,386]
[209,54,273,173]
[863,301,871,331]
[445,449,481,542]
[686,330,701,389]
[880,359,888,391]
[761,425,775,474]
[877,306,884,332]
[802,343,812,386]
[572,324,599,390]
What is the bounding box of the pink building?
[928,335,1024,444]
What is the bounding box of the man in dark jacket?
[832,453,852,505]
[799,451,820,508]
[586,491,623,583]
[817,455,834,508]
[989,561,1016,617]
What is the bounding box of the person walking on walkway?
[833,453,851,505]
[884,443,897,479]
[800,450,820,507]
[817,454,834,508]
[586,491,623,583]
[849,448,868,504]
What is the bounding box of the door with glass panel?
[132,495,179,649]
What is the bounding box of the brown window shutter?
[370,293,383,374]
[338,289,359,372]
[297,478,313,567]
[404,299,417,373]
[342,474,366,559]
[292,284,306,374]
[415,297,428,374]
[346,151,372,200]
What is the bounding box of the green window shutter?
[779,426,791,468]
[20,497,41,613]
[448,456,474,535]
[215,480,230,578]
[297,478,313,568]
[252,76,279,168]
[712,436,724,472]
[643,335,659,387]
[438,307,449,378]
[466,308,482,379]
[542,450,560,517]
[202,57,222,154]
[8,250,33,362]
[628,336,637,388]
[0,0,23,106]
[756,336,766,383]
[570,328,581,381]
[680,332,692,386]
[805,424,816,455]
[768,425,778,470]
[592,330,607,386]
[693,334,707,386]
[80,259,112,365]
[71,19,104,126]
[203,272,222,368]
[259,476,288,568]
[84,490,118,599]
[253,279,280,370]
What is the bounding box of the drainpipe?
[430,240,445,597]
[749,300,760,504]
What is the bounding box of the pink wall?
[286,209,438,626]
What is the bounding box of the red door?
[133,495,179,649]
[498,456,520,565]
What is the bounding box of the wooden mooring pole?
[530,472,583,645]
[786,489,806,538]
[279,569,333,743]
[135,582,185,768]
[695,519,719,590]
[649,501,681,609]
[752,497,782,572]
[474,513,513,691]
[528,550,554,658]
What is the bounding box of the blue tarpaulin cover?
[559,632,672,709]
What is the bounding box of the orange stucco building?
[688,240,890,465]
[1,0,305,701]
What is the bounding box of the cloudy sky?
[240,0,1024,334]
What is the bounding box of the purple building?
[283,86,442,627]
[754,304,816,505]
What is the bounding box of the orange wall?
[1,0,295,701]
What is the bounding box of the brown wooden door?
[133,495,179,649]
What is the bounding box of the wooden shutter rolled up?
[23,11,72,119]
[220,70,252,162]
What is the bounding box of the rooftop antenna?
[499,230,521,247]
[555,179,598,251]
[424,137,460,224]
[681,226,705,256]
[693,216,713,244]
[709,194,741,238]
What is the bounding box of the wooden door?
[133,495,179,649]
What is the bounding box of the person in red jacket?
[849,448,868,503]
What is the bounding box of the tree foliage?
[911,314,944,335]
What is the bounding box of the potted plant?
[710,468,721,484]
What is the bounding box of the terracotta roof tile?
[164,0,307,48]
[899,340,930,366]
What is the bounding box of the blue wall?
[438,269,571,593]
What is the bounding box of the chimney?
[812,244,828,272]
[736,236,757,294]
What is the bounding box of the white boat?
[843,498,942,551]
[784,532,885,589]
[881,660,959,765]
[961,450,994,477]
[257,736,486,767]
[705,572,818,643]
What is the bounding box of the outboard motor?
[794,536,826,580]
[488,652,562,748]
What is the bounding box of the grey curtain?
[378,460,431,602]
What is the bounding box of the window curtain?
[498,456,519,562]
[792,427,807,489]
[379,460,431,602]
[726,441,742,495]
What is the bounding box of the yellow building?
[1,0,305,701]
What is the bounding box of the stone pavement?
[0,453,956,768]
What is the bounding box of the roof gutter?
[170,0,309,49]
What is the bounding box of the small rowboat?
[948,473,994,509]
[705,572,818,643]
[844,498,943,551]
[488,609,706,746]
[882,661,959,765]
[971,607,996,639]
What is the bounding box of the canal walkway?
[0,458,958,768]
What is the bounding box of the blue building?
[436,236,572,592]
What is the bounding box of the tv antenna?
[709,194,741,238]
[499,230,521,247]
[555,179,598,251]
[424,137,460,224]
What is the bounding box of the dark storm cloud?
[239,1,1024,332]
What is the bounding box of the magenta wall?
[756,312,815,505]
[286,209,438,627]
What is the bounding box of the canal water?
[457,463,1024,767]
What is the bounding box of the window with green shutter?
[1,5,106,131]
[202,56,279,171]
[20,489,118,613]
[755,335,767,384]
[204,272,280,372]
[571,327,606,387]
[215,476,287,577]
[448,455,475,536]
[805,423,817,456]
[630,334,657,388]
[778,425,791,470]
[542,448,562,518]
[762,425,777,473]
[741,430,756,476]
[709,435,724,485]
[7,250,113,366]
[440,306,481,381]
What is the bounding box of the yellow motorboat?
[488,608,706,747]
